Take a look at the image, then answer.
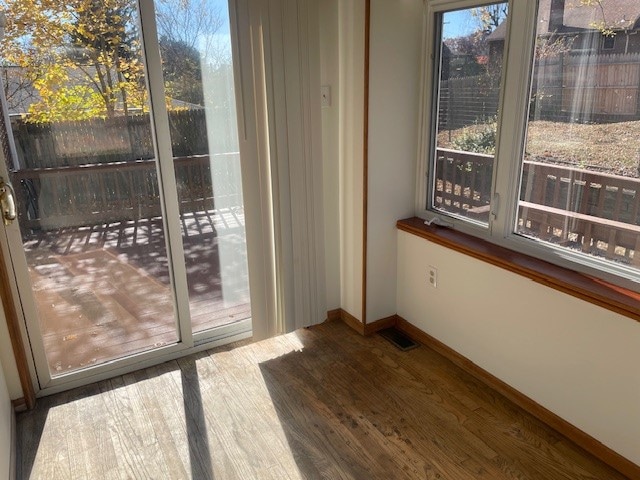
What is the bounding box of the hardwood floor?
[17,321,629,479]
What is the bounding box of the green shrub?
[452,118,496,155]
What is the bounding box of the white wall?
[0,295,21,400]
[337,0,365,320]
[366,0,423,321]
[0,354,13,480]
[397,231,640,465]
[325,0,640,467]
[319,0,341,311]
[363,0,640,465]
[332,0,423,322]
[0,289,22,480]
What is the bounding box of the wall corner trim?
[11,398,26,413]
[329,309,397,336]
[0,248,36,409]
[326,309,342,323]
[395,316,640,480]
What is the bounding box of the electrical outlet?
[428,266,437,288]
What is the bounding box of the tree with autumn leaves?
[1,0,226,123]
[1,0,147,122]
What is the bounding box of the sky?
[153,0,233,64]
[212,0,232,35]
[442,9,479,39]
[154,0,232,35]
[442,4,508,39]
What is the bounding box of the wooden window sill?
[397,217,640,323]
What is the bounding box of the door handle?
[0,177,16,225]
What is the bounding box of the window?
[421,0,640,291]
[430,4,508,225]
[602,35,615,50]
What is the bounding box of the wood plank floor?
[16,321,630,479]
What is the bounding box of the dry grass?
[438,120,640,177]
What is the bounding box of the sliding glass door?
[0,0,251,389]
[153,0,251,334]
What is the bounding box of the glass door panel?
[1,0,179,376]
[154,0,251,333]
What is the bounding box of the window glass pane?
[154,0,251,333]
[516,0,640,272]
[430,3,508,225]
[1,0,179,375]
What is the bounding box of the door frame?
[0,0,273,398]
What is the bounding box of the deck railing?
[12,146,640,264]
[435,148,640,265]
[11,153,242,230]
[433,148,493,216]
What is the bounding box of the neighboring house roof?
[486,21,507,42]
[488,0,640,41]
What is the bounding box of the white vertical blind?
[233,0,326,337]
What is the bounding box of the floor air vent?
[379,327,419,351]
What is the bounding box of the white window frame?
[417,0,640,292]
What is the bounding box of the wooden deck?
[16,321,629,479]
[23,209,250,376]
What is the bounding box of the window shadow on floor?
[178,356,216,479]
[255,324,635,480]
[256,331,392,479]
[16,382,104,480]
[15,357,216,480]
[14,323,627,479]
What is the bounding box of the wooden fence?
[10,109,213,170]
[11,153,243,230]
[531,52,640,122]
[434,148,640,265]
[439,52,640,131]
[438,76,500,131]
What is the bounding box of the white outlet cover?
[428,266,437,287]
